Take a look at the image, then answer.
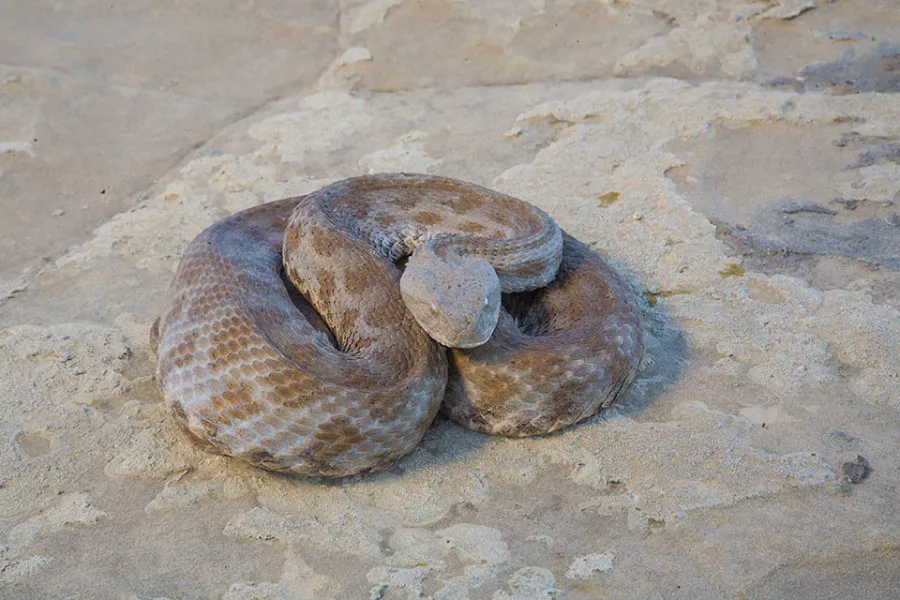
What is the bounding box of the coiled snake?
[151,174,644,477]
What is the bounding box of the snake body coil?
[152,174,644,477]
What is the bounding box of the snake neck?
[423,209,563,293]
[282,196,434,373]
[282,173,565,355]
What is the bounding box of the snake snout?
[447,295,500,349]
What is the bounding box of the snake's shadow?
[583,282,689,421]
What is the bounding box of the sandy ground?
[1,1,899,598]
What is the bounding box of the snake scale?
[151,173,644,477]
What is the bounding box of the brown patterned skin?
[153,173,645,477]
[443,234,644,435]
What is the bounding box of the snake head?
[400,251,501,348]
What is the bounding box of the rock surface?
[1,1,898,598]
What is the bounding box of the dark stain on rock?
[768,44,900,94]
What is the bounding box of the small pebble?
[52,209,65,217]
[632,212,643,221]
[842,455,871,484]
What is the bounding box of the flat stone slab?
[1,1,898,598]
